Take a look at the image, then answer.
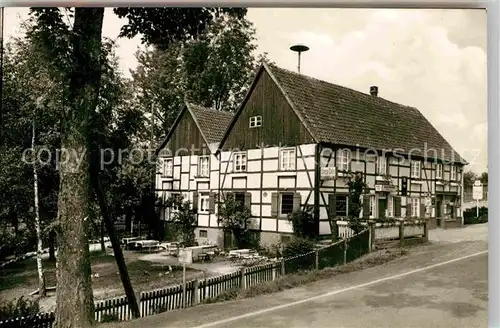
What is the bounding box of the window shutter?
[293,193,301,212]
[419,203,426,218]
[192,192,198,212]
[406,202,412,217]
[328,194,336,220]
[271,193,279,217]
[394,196,402,217]
[208,193,215,214]
[244,192,252,209]
[362,195,371,219]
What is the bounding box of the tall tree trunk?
[32,109,46,297]
[54,8,104,328]
[90,174,141,318]
[100,220,105,252]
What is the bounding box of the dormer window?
[249,116,262,128]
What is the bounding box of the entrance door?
[436,200,442,218]
[378,198,387,218]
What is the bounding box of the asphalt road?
[107,227,488,328]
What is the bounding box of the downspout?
[460,166,464,226]
[314,143,321,237]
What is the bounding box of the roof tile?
[268,65,465,164]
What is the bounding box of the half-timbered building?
[155,103,234,245]
[214,63,467,246]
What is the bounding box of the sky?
[3,8,488,174]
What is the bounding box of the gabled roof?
[219,63,466,164]
[156,102,234,155]
[188,103,234,145]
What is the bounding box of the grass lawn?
[0,250,207,303]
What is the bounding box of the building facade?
[155,103,234,245]
[156,64,467,247]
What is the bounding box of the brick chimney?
[370,86,378,97]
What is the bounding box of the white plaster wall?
[263,147,279,158]
[246,174,261,189]
[248,149,261,160]
[198,214,210,227]
[278,220,293,233]
[263,159,278,171]
[319,221,331,235]
[261,218,276,231]
[233,177,246,189]
[299,144,316,157]
[247,160,261,173]
[296,172,312,188]
[262,173,276,188]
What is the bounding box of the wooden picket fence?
[0,229,371,328]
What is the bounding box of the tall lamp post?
[290,44,309,74]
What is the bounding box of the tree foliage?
[131,11,272,144]
[217,193,255,249]
[165,194,197,247]
[113,8,247,49]
[288,205,316,240]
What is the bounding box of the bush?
[288,206,316,239]
[0,297,40,321]
[282,237,315,259]
[464,207,488,225]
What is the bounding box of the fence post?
[423,219,429,242]
[272,262,277,281]
[192,279,200,306]
[240,267,246,290]
[281,258,285,276]
[315,250,319,270]
[343,238,347,265]
[368,221,375,252]
[399,220,404,247]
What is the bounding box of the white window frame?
[199,230,208,238]
[411,161,421,179]
[336,195,349,217]
[198,156,210,178]
[279,193,294,216]
[337,149,351,172]
[411,198,420,217]
[436,163,443,179]
[233,152,247,172]
[199,193,210,213]
[166,192,181,220]
[279,148,296,171]
[387,195,394,218]
[249,115,262,128]
[377,156,387,175]
[163,158,173,177]
[450,165,457,181]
